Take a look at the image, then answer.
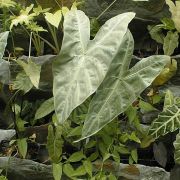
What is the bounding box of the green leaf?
[149,104,180,139]
[0,0,16,8]
[131,149,138,163]
[166,0,180,32]
[16,59,41,89]
[163,90,174,110]
[80,30,169,140]
[52,163,62,180]
[72,165,87,177]
[161,18,175,30]
[10,4,35,30]
[174,132,180,164]
[47,125,63,163]
[63,163,74,178]
[83,160,92,177]
[17,138,27,159]
[139,99,157,113]
[12,72,33,93]
[163,31,179,55]
[109,173,117,180]
[53,10,135,124]
[148,25,165,44]
[0,31,10,84]
[16,117,27,132]
[44,10,62,28]
[35,97,54,120]
[67,151,86,162]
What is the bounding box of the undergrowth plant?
[1,1,180,179]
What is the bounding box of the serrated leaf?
[47,125,63,163]
[16,59,41,89]
[35,97,54,120]
[52,163,62,180]
[44,10,62,28]
[53,10,135,124]
[17,138,27,159]
[174,132,180,164]
[149,104,180,139]
[163,31,179,55]
[80,31,169,140]
[166,0,180,32]
[67,151,86,162]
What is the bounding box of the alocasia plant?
[53,9,169,140]
[53,10,135,124]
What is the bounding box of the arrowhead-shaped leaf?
[80,31,169,139]
[53,10,135,124]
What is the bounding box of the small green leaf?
[109,173,117,180]
[35,97,54,120]
[163,31,179,55]
[44,10,62,28]
[0,0,17,8]
[129,132,141,144]
[139,100,157,113]
[68,126,82,137]
[67,151,86,162]
[72,165,87,177]
[63,164,74,178]
[16,117,27,132]
[17,138,27,159]
[89,151,99,161]
[83,160,92,177]
[164,90,174,110]
[17,59,41,89]
[13,72,33,93]
[131,149,138,163]
[148,25,165,44]
[47,125,63,163]
[52,163,62,180]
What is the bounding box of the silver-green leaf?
[149,104,180,139]
[80,31,169,140]
[53,10,135,124]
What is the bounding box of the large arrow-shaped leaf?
[0,31,10,84]
[80,31,169,139]
[53,10,135,124]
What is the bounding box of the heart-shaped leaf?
[44,10,62,28]
[53,10,135,124]
[80,31,169,139]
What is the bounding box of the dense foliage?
[0,0,180,179]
